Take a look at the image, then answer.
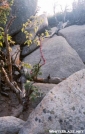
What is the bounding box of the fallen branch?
[34,77,66,84]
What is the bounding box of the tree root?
[1,66,27,104]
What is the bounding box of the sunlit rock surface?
[19,69,85,134]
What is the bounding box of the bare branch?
[1,66,21,94]
[4,16,16,81]
[6,16,16,31]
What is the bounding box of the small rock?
[0,116,25,134]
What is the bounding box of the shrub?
[69,0,85,24]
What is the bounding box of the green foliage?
[0,26,15,48]
[0,27,4,47]
[25,80,42,101]
[30,63,42,79]
[7,34,15,44]
[21,16,39,46]
[0,0,15,48]
[21,16,49,46]
[22,61,43,100]
[0,0,14,25]
[22,62,32,69]
[22,61,42,81]
[45,29,49,37]
[30,87,41,101]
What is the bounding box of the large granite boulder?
[23,35,85,79]
[13,14,48,45]
[9,0,38,35]
[19,69,85,134]
[58,25,85,63]
[0,116,25,134]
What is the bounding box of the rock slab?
[19,69,85,134]
[23,35,85,79]
[59,25,85,62]
[0,116,25,134]
[21,42,39,57]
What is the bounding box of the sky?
[38,0,75,15]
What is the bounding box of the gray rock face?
[23,35,85,79]
[21,43,39,57]
[0,116,25,134]
[9,0,38,35]
[59,25,85,63]
[13,14,48,45]
[19,69,85,134]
